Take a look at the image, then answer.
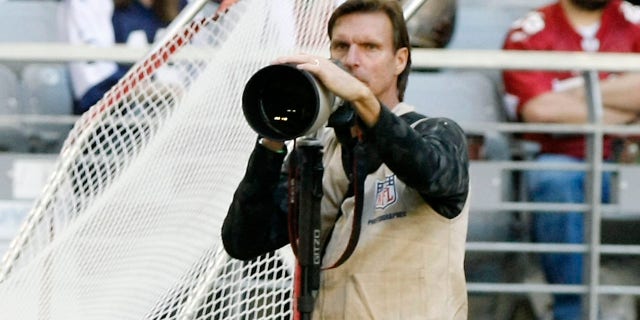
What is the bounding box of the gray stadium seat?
[0,64,29,152]
[405,69,513,230]
[405,70,511,161]
[0,1,71,153]
[20,64,74,153]
[405,70,517,299]
[0,65,20,117]
[449,0,552,50]
[405,71,502,121]
[0,1,62,74]
[0,1,61,43]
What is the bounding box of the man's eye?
[333,43,348,50]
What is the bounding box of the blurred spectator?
[502,0,640,319]
[62,0,194,115]
[62,0,292,115]
[60,0,117,115]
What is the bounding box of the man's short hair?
[328,0,412,102]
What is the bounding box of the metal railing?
[410,49,640,320]
[2,40,640,319]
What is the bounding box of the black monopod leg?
[295,138,323,320]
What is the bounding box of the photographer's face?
[330,12,407,106]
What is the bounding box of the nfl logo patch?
[375,175,397,210]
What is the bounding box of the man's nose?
[343,45,360,68]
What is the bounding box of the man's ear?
[394,47,409,76]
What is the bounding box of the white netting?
[0,1,334,319]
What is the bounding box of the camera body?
[242,63,352,140]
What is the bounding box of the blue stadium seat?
[0,64,29,152]
[20,64,74,153]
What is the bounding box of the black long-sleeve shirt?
[222,105,469,260]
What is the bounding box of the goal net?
[0,1,334,319]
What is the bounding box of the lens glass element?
[243,65,319,140]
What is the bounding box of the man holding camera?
[222,0,470,318]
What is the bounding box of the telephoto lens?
[242,63,339,140]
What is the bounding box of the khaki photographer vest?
[312,103,469,319]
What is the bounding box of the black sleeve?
[221,140,290,260]
[364,106,469,219]
[76,69,126,115]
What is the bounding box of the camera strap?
[322,111,426,269]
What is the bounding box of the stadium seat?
[20,64,74,153]
[405,70,518,306]
[405,70,511,161]
[0,1,61,43]
[404,69,513,233]
[600,166,640,246]
[0,1,62,73]
[0,1,71,153]
[0,64,29,152]
[0,65,20,117]
[448,0,550,50]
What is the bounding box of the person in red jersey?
[502,1,640,319]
